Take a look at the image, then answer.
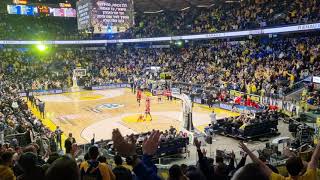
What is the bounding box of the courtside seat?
[241,119,278,137]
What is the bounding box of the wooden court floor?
[36,88,238,144]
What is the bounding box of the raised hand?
[202,148,207,157]
[308,140,320,169]
[112,129,137,156]
[238,140,273,177]
[194,137,201,150]
[238,141,250,154]
[142,130,160,156]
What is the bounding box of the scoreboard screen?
[37,5,50,15]
[7,5,37,15]
[13,0,27,5]
[77,0,92,30]
[77,0,134,34]
[50,8,76,17]
[7,5,76,17]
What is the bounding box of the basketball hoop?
[71,68,86,91]
[73,68,87,78]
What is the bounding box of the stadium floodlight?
[175,40,183,47]
[36,44,47,51]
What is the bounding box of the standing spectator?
[67,133,76,144]
[55,126,63,150]
[38,101,45,119]
[210,110,217,125]
[91,134,95,145]
[207,93,213,108]
[64,139,74,158]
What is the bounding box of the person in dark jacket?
[17,152,45,180]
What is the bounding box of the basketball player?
[137,89,142,106]
[157,94,162,102]
[145,97,152,121]
[137,114,144,122]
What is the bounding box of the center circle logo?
[96,103,124,110]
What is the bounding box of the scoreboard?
[7,5,37,16]
[7,5,76,17]
[50,8,76,17]
[77,0,134,34]
[37,5,49,14]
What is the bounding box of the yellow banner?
[229,90,260,102]
[230,90,243,97]
[236,92,244,97]
[250,95,260,102]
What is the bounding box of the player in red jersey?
[145,97,152,121]
[163,89,172,101]
[137,89,142,106]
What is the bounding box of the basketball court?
[35,88,239,144]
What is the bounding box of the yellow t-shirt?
[246,84,251,94]
[288,73,295,82]
[269,168,317,180]
[80,161,116,180]
[251,84,257,93]
[0,165,16,180]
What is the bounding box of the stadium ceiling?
[134,0,217,12]
[28,0,226,12]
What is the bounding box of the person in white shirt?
[210,110,217,125]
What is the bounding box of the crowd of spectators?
[1,124,320,180]
[0,73,53,143]
[1,35,319,98]
[0,14,79,40]
[132,0,320,38]
[301,83,320,106]
[0,0,320,40]
[0,126,320,180]
[77,126,188,160]
[0,39,320,180]
[0,0,320,179]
